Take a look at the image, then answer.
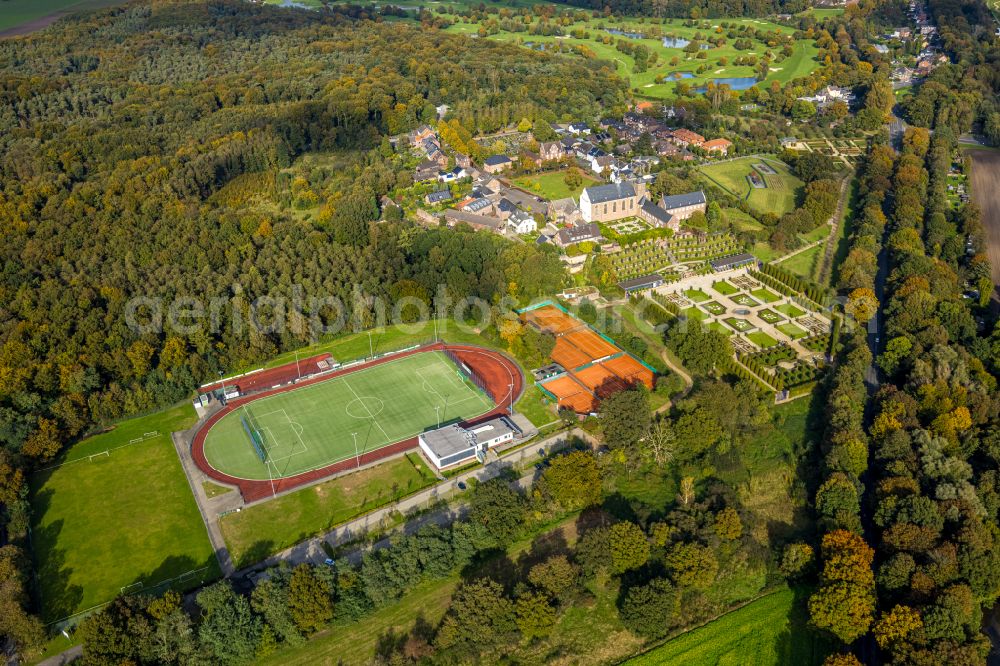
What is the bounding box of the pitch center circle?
[345,396,385,419]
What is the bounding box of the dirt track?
[968,149,1000,306]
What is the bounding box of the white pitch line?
[341,378,392,442]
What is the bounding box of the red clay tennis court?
[551,336,594,370]
[541,375,596,413]
[601,354,655,389]
[522,305,581,335]
[562,329,619,361]
[572,363,626,397]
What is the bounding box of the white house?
[418,416,521,469]
[507,210,537,235]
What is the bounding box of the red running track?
[189,343,524,503]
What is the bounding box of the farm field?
[968,149,1000,305]
[219,453,437,567]
[443,16,820,98]
[0,0,124,35]
[626,587,829,666]
[203,350,493,481]
[30,404,218,623]
[700,157,803,216]
[513,169,600,200]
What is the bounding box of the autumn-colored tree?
[874,604,923,649]
[287,564,333,634]
[514,592,555,641]
[823,654,862,666]
[845,288,878,324]
[665,542,719,589]
[538,450,601,511]
[809,530,875,643]
[528,555,580,599]
[713,507,743,541]
[21,418,61,462]
[609,521,650,574]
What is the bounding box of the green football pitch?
[203,351,493,480]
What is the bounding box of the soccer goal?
[240,407,268,463]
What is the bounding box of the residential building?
[670,128,705,147]
[414,159,440,182]
[482,154,512,173]
[702,138,732,155]
[580,182,638,223]
[424,189,451,205]
[555,223,602,247]
[660,190,707,220]
[444,209,502,232]
[507,210,537,235]
[568,122,591,135]
[539,141,564,161]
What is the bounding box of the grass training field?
[700,157,803,216]
[626,587,829,665]
[513,169,600,201]
[30,404,218,623]
[220,453,437,567]
[204,351,493,480]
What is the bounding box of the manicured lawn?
[684,306,708,321]
[751,287,781,303]
[778,243,822,280]
[702,300,726,315]
[776,303,806,318]
[724,317,753,332]
[202,481,234,498]
[30,404,218,623]
[712,280,739,296]
[700,157,803,216]
[516,384,558,427]
[707,321,733,336]
[685,287,712,302]
[627,587,829,666]
[731,294,761,308]
[219,453,437,568]
[748,331,779,348]
[513,170,601,201]
[757,308,784,324]
[776,322,808,340]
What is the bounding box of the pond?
[694,77,759,92]
[668,71,696,79]
[661,37,691,48]
[606,28,645,39]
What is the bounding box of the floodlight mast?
[352,432,360,467]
